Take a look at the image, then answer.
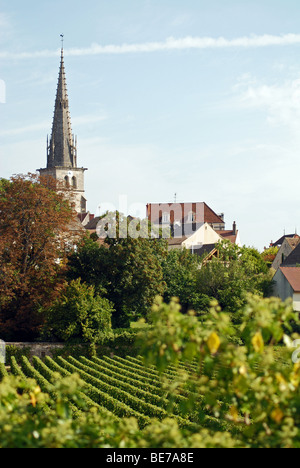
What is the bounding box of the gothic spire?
[47,44,77,168]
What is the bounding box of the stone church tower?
[38,46,87,213]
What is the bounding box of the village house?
[146,201,226,235]
[271,234,300,271]
[272,266,300,312]
[167,220,240,252]
[271,241,300,310]
[146,202,240,256]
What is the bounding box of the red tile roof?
[215,229,238,244]
[280,267,300,292]
[146,202,225,226]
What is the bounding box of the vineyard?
[1,296,299,448]
[0,353,232,434]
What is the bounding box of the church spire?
[47,43,77,168]
[38,38,87,215]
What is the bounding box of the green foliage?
[5,345,31,367]
[0,373,114,448]
[67,234,167,328]
[95,329,141,357]
[261,246,279,268]
[196,241,273,315]
[66,237,110,295]
[139,295,300,447]
[0,173,78,341]
[0,363,8,381]
[2,291,300,448]
[41,279,114,345]
[65,232,273,331]
[0,372,240,448]
[161,249,210,314]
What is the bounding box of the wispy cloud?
[0,114,107,137]
[0,121,49,138]
[2,33,300,60]
[235,75,300,131]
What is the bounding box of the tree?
[107,236,167,327]
[261,246,278,268]
[42,279,113,345]
[161,248,210,314]
[196,241,272,316]
[0,173,80,340]
[67,214,167,327]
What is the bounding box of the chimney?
[233,221,236,235]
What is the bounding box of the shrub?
[42,279,114,346]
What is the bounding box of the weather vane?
[60,34,64,48]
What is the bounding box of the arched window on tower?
[72,176,77,188]
[64,175,70,187]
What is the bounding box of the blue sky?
[1,0,300,250]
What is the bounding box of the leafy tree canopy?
[41,278,113,346]
[196,241,273,317]
[0,173,82,340]
[67,216,167,328]
[161,248,210,314]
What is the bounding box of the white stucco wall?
[182,223,222,249]
[235,231,242,247]
[293,293,300,312]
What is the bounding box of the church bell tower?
[38,42,87,213]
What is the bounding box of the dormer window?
[162,212,170,223]
[188,211,195,222]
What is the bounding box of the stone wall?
[6,342,69,359]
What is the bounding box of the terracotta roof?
[203,202,224,225]
[147,202,225,226]
[280,267,300,292]
[215,229,238,244]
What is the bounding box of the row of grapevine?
[3,353,232,432]
[42,356,152,427]
[55,356,195,428]
[78,356,179,409]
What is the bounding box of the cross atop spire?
[46,40,77,169]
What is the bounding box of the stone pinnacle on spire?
[47,39,77,169]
